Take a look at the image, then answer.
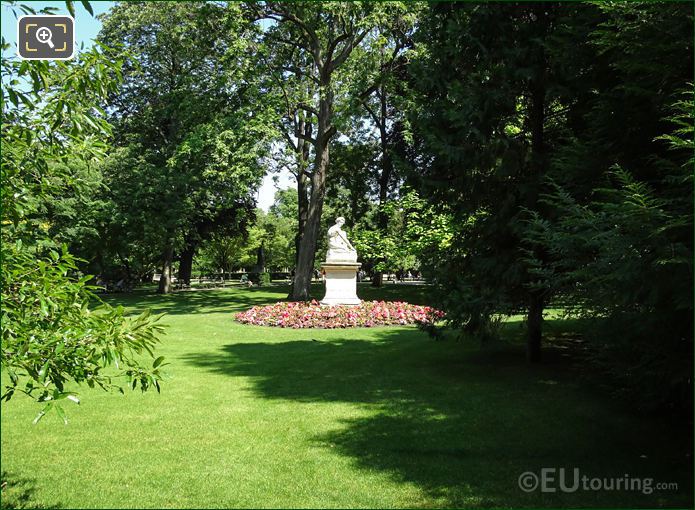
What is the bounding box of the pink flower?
[234,300,445,329]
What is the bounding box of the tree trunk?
[256,242,266,273]
[525,5,548,362]
[292,142,328,300]
[372,153,393,288]
[287,117,312,299]
[291,71,334,301]
[372,86,393,288]
[178,244,195,285]
[372,271,384,287]
[158,244,174,294]
[527,292,543,362]
[296,175,309,261]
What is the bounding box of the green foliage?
[197,190,298,274]
[2,242,165,422]
[196,233,246,275]
[96,2,277,283]
[407,2,692,411]
[255,205,297,271]
[268,188,299,221]
[1,3,165,421]
[351,189,453,274]
[406,3,560,331]
[259,272,272,286]
[523,90,693,412]
[325,142,378,227]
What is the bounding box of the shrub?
[259,272,271,286]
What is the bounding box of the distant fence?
[153,272,293,284]
[151,272,428,285]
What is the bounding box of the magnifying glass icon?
[36,26,54,48]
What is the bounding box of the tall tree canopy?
[408,3,568,357]
[98,1,276,292]
[250,1,415,300]
[406,2,692,409]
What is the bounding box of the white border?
[17,14,75,60]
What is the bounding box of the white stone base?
[320,262,361,306]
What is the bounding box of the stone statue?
[321,216,361,305]
[326,217,358,262]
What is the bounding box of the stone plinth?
[320,261,361,306]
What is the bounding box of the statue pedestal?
[320,262,361,306]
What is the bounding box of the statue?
[320,216,361,305]
[326,217,357,262]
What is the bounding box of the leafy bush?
[523,90,693,413]
[1,242,166,422]
[259,272,271,286]
[1,6,165,422]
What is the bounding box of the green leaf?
[80,0,94,16]
[55,405,68,425]
[65,0,76,17]
[8,89,18,107]
[33,404,51,425]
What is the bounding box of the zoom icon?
[18,15,74,60]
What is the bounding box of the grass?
[1,283,692,508]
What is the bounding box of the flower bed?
[235,300,445,329]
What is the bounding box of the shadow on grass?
[1,472,60,509]
[355,282,434,305]
[183,326,693,508]
[98,284,292,316]
[97,282,437,317]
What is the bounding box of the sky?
[1,0,292,211]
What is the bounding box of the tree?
[408,1,693,376]
[408,3,562,359]
[251,2,401,300]
[98,2,274,293]
[351,189,453,279]
[258,38,314,277]
[325,141,377,227]
[523,92,693,413]
[1,2,164,422]
[521,2,693,411]
[197,189,298,276]
[348,5,420,285]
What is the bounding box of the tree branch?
[325,32,351,65]
[280,125,298,152]
[257,52,294,120]
[265,32,312,54]
[297,103,318,117]
[356,42,406,101]
[279,66,320,85]
[295,130,317,146]
[362,100,382,128]
[357,81,380,102]
[328,28,370,74]
[264,3,322,66]
[321,125,338,144]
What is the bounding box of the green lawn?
[1,284,692,508]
